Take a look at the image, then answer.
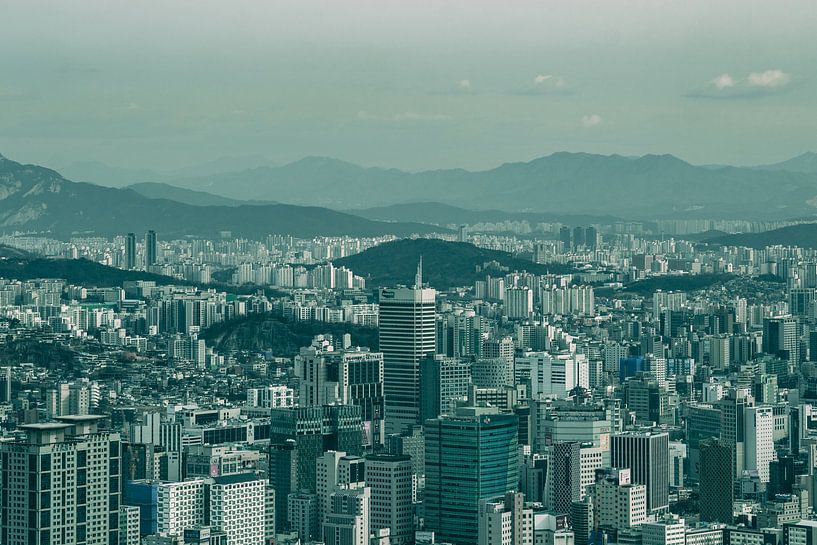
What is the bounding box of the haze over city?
[2,0,816,173]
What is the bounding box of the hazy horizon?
[2,0,816,173]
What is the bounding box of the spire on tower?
[415,255,423,288]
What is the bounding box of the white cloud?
[748,69,791,88]
[124,102,140,110]
[534,74,566,87]
[712,73,736,90]
[690,69,792,98]
[581,114,603,128]
[458,79,471,89]
[515,74,574,95]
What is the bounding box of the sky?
[1,0,816,173]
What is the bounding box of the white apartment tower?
[210,474,267,545]
[157,479,206,537]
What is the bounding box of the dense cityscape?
[3,2,817,545]
[1,219,817,545]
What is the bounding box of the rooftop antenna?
[416,255,423,288]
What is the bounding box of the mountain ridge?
[0,154,445,239]
[165,151,817,219]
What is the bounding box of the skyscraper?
[0,366,10,403]
[425,406,519,545]
[763,316,799,367]
[744,405,774,483]
[719,388,754,478]
[611,431,669,514]
[295,338,385,446]
[365,454,414,545]
[546,441,582,519]
[125,232,137,270]
[379,261,436,434]
[145,230,158,267]
[268,405,363,495]
[0,415,121,545]
[698,438,733,524]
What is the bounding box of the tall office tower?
[571,497,594,545]
[719,388,755,478]
[157,479,206,536]
[763,316,800,367]
[586,226,601,250]
[591,468,647,531]
[365,454,414,545]
[144,230,158,266]
[322,488,370,545]
[419,355,472,422]
[698,438,733,524]
[753,374,778,404]
[125,232,137,270]
[545,441,582,518]
[668,442,686,489]
[579,446,605,499]
[744,405,775,483]
[790,288,816,317]
[210,474,267,545]
[559,226,573,251]
[386,425,425,478]
[623,373,670,424]
[288,492,320,543]
[707,334,730,370]
[425,406,519,545]
[478,492,533,545]
[0,365,10,402]
[268,405,363,496]
[505,287,534,319]
[611,431,669,514]
[295,337,385,446]
[603,342,630,373]
[572,226,587,248]
[0,415,121,545]
[379,268,436,435]
[316,451,366,528]
[685,403,722,482]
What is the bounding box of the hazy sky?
[1,0,816,172]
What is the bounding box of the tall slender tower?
[145,230,158,267]
[125,233,137,270]
[379,258,436,434]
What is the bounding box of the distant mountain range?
[704,223,817,249]
[333,238,575,289]
[754,152,817,174]
[0,154,443,238]
[126,182,275,207]
[154,152,817,220]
